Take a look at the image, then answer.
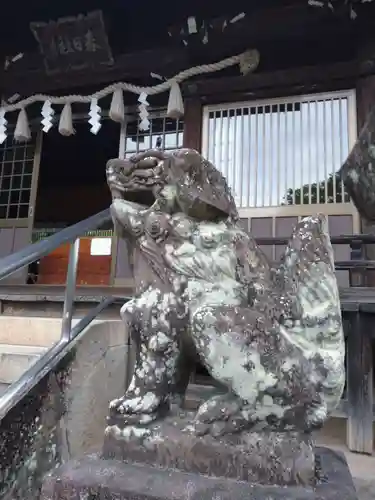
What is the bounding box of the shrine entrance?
[32,117,120,286]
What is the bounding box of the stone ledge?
[40,447,358,500]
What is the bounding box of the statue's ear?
[168,150,238,220]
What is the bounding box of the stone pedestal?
[41,448,358,500]
[103,414,315,486]
[40,413,358,500]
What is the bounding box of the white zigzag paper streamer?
[0,109,7,144]
[41,100,54,133]
[88,98,101,134]
[138,93,150,131]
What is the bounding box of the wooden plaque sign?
[30,10,114,75]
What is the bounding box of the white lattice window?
[0,134,37,220]
[202,91,358,213]
[119,109,184,158]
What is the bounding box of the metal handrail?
[0,296,116,420]
[0,208,111,283]
[0,208,116,420]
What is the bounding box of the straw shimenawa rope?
[2,49,260,112]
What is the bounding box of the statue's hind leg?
[108,289,188,427]
[189,302,329,436]
[188,303,268,436]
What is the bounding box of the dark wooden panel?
[0,227,29,284]
[0,228,15,257]
[30,10,113,75]
[250,217,273,260]
[275,216,298,261]
[250,217,272,237]
[183,98,202,151]
[346,312,374,455]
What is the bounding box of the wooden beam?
[0,47,189,96]
[184,60,361,99]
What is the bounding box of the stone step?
[0,318,126,390]
[0,344,47,384]
[0,382,9,396]
[0,316,81,347]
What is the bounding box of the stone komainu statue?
[104,147,346,439]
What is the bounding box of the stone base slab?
[104,415,314,486]
[40,447,358,500]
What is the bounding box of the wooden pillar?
[347,311,374,455]
[183,98,203,152]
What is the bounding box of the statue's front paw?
[108,392,166,427]
[109,392,161,415]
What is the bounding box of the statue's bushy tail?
[278,215,345,413]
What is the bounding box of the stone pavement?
[335,451,375,500]
[316,419,375,500]
[355,479,375,500]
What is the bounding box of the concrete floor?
[316,419,375,499]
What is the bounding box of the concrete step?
[0,344,47,384]
[0,318,126,386]
[0,382,9,396]
[0,316,81,347]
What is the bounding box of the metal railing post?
[61,238,80,341]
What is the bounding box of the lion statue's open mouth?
[106,150,167,207]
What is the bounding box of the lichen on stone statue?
[105,147,345,441]
[340,105,375,223]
